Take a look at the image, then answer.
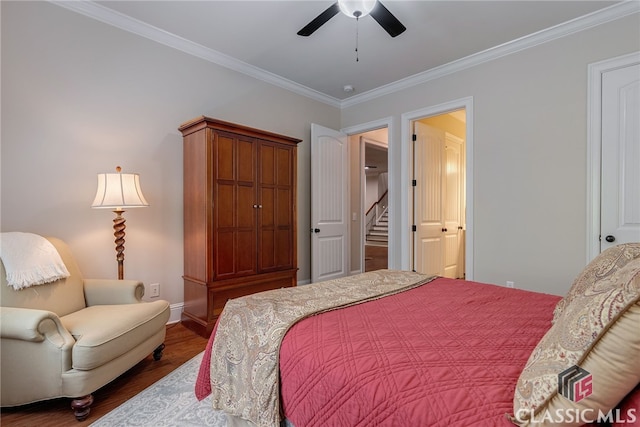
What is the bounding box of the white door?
[311,124,349,282]
[413,122,444,276]
[443,134,464,278]
[601,63,640,249]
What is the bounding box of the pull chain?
[352,10,362,63]
[355,16,360,62]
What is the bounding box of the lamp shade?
[91,170,149,210]
[338,0,376,18]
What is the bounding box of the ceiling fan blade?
[370,1,406,38]
[297,2,340,36]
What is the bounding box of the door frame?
[586,51,640,262]
[342,117,394,268]
[401,97,474,279]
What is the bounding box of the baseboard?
[167,302,184,324]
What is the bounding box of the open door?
[311,124,349,282]
[413,122,445,276]
[413,120,465,278]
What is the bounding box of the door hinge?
[412,179,417,187]
[412,225,417,232]
[412,134,417,142]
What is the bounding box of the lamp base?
[113,210,126,280]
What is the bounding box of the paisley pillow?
[552,243,640,324]
[512,257,640,426]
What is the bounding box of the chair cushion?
[61,300,170,370]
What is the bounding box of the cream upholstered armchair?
[0,235,170,421]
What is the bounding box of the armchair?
[0,236,170,420]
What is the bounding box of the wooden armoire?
[178,116,300,337]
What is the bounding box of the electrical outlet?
[506,281,515,288]
[149,283,160,298]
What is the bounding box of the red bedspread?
[278,277,560,427]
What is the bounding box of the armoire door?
[258,140,295,272]
[213,130,257,279]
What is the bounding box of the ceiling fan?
[297,0,406,38]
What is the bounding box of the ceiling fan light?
[338,0,377,19]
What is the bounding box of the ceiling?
[365,142,390,174]
[72,1,628,106]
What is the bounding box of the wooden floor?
[364,244,388,272]
[0,323,208,427]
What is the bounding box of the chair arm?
[0,307,75,406]
[0,306,75,346]
[83,279,145,306]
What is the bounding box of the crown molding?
[341,1,640,108]
[52,1,638,110]
[51,0,342,108]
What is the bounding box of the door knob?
[605,235,616,243]
[314,228,320,233]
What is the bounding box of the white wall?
[0,1,340,312]
[2,2,639,304]
[365,174,380,212]
[341,13,640,295]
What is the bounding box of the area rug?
[90,352,227,427]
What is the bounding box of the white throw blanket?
[0,232,70,290]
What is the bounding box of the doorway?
[312,119,393,282]
[400,98,474,278]
[346,128,389,274]
[411,110,467,277]
[362,134,389,272]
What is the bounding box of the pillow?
[512,257,640,426]
[552,243,640,324]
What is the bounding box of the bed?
[196,244,640,427]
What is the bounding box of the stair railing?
[365,190,388,235]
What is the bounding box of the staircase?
[366,211,388,246]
